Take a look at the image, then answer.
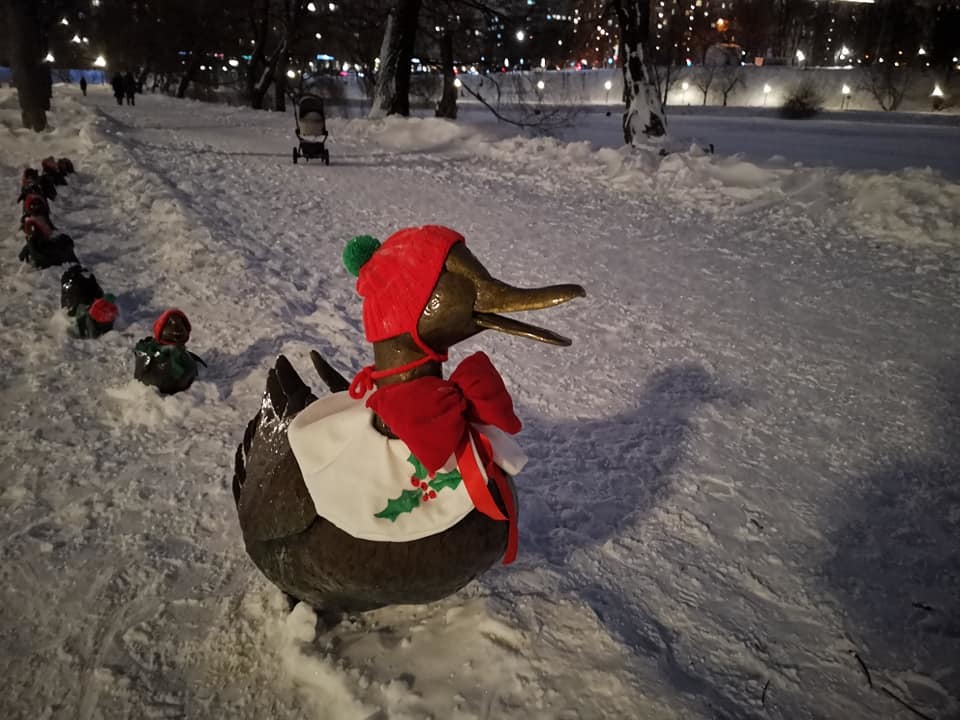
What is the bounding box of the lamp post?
[762,83,771,107]
[841,84,851,110]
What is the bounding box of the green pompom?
[343,235,381,276]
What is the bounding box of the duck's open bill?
[473,280,586,346]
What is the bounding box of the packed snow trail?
[1,86,958,720]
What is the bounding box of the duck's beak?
[473,278,586,346]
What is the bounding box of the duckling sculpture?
[19,167,56,201]
[18,217,78,269]
[41,157,67,186]
[61,265,104,316]
[134,309,206,394]
[233,225,584,612]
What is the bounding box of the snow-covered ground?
[2,85,959,720]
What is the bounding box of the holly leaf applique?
[429,469,462,492]
[373,456,465,522]
[374,489,422,522]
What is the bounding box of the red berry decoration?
[420,482,428,490]
[429,490,437,499]
[422,494,429,502]
[410,477,419,487]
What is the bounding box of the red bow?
[366,351,522,563]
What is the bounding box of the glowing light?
[763,83,772,94]
[715,18,728,32]
[341,62,350,72]
[60,18,69,25]
[71,34,82,43]
[44,52,55,63]
[221,65,228,72]
[94,55,107,67]
[796,50,806,63]
[315,32,322,39]
[540,57,546,68]
[604,80,613,91]
[842,84,851,95]
[328,2,336,10]
[681,81,689,90]
[504,58,510,68]
[454,78,462,88]
[516,30,525,41]
[536,80,545,89]
[199,65,206,70]
[287,69,296,78]
[307,2,316,10]
[228,58,239,67]
[931,84,944,98]
[918,47,926,56]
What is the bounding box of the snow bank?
[340,114,960,249]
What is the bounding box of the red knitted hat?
[344,225,464,398]
[355,225,463,346]
[23,216,52,239]
[153,308,191,343]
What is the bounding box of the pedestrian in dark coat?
[79,77,87,96]
[111,73,123,105]
[123,72,136,106]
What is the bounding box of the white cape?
[287,392,527,543]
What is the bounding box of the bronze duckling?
[233,225,584,613]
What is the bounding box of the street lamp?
[795,49,806,64]
[94,55,107,68]
[841,83,851,110]
[44,52,55,63]
[516,30,525,42]
[762,83,771,106]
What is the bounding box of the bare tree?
[692,65,718,106]
[860,64,909,111]
[7,0,50,131]
[369,0,421,118]
[716,66,744,107]
[612,0,665,143]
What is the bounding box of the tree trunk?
[435,31,457,119]
[246,0,270,106]
[614,0,665,144]
[176,49,203,99]
[273,55,288,112]
[369,0,421,118]
[8,0,50,131]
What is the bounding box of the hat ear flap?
[343,235,381,277]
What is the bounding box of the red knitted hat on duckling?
[153,308,191,344]
[343,225,464,397]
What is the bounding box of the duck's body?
[233,226,584,612]
[233,362,511,611]
[18,218,77,269]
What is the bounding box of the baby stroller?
[292,94,330,165]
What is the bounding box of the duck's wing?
[234,355,318,542]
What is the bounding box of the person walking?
[123,71,136,106]
[111,73,123,105]
[79,76,87,96]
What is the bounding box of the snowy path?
[1,87,959,719]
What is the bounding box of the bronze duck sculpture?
[233,225,584,612]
